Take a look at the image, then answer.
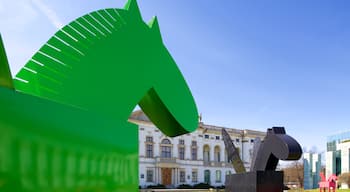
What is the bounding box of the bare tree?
[338,172,350,187]
[283,160,304,188]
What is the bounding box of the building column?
[171,168,176,185]
[210,145,215,162]
[173,168,176,186]
[342,148,350,173]
[155,167,157,184]
[221,147,225,163]
[158,167,161,184]
[171,168,174,186]
[176,168,178,185]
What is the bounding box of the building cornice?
[130,110,266,138]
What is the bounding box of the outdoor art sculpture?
[0,0,198,191]
[319,173,337,192]
[223,127,302,192]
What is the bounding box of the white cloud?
[31,0,63,29]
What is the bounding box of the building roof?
[327,130,350,143]
[129,110,266,138]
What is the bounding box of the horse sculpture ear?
[0,34,14,90]
[148,16,163,42]
[124,0,142,21]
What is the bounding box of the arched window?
[203,145,210,162]
[214,146,221,162]
[204,170,211,184]
[161,139,172,158]
[161,139,171,144]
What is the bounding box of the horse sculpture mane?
[14,0,198,136]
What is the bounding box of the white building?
[326,131,350,179]
[129,111,266,188]
[304,152,321,189]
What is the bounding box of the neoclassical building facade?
[129,111,265,188]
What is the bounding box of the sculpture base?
[225,171,284,192]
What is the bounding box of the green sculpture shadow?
[0,0,198,191]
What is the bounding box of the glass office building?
[304,153,321,189]
[326,131,350,179]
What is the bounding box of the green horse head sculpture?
[13,0,198,137]
[0,0,198,191]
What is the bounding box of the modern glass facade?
[327,131,350,144]
[304,153,321,189]
[326,131,350,181]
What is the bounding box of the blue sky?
[1,0,350,153]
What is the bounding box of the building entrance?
[161,168,172,185]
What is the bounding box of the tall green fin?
[124,0,142,20]
[0,34,14,89]
[148,16,163,42]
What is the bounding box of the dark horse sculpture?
[224,127,302,192]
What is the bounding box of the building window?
[179,146,185,160]
[145,136,153,158]
[191,147,197,160]
[204,134,209,139]
[214,146,221,162]
[192,170,198,183]
[203,145,210,162]
[161,146,171,158]
[146,136,153,142]
[225,150,230,163]
[141,174,144,179]
[179,139,185,145]
[162,138,171,144]
[180,170,186,183]
[251,139,254,143]
[192,141,197,146]
[204,170,210,184]
[191,140,197,160]
[161,139,172,158]
[146,144,153,158]
[236,138,240,142]
[226,170,231,175]
[146,170,153,182]
[215,136,220,140]
[178,139,185,160]
[216,170,221,183]
[249,149,253,161]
